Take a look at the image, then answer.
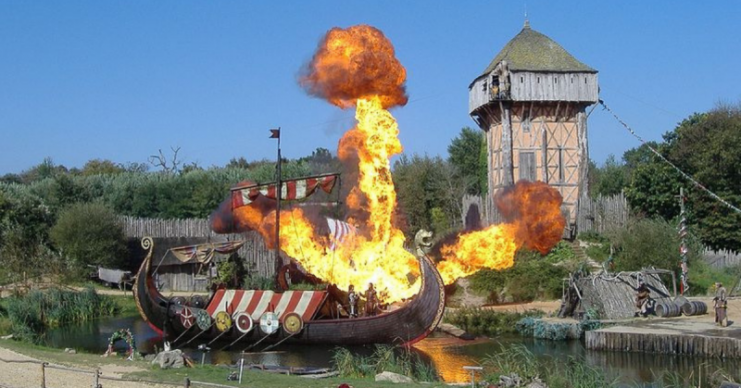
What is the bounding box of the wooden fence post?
[184,377,191,388]
[93,368,100,388]
[40,362,47,388]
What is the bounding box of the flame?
[211,25,567,303]
[437,181,566,283]
[299,25,408,109]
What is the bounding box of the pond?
[43,315,741,385]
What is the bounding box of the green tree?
[50,203,128,270]
[592,154,629,197]
[448,127,487,195]
[80,159,125,176]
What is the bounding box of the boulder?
[375,371,414,384]
[64,348,76,354]
[152,349,185,369]
[0,334,13,340]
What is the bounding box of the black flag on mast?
[269,128,280,139]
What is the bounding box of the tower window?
[482,82,487,92]
[584,77,587,84]
[537,77,540,83]
[558,148,565,182]
[554,77,558,84]
[520,77,524,83]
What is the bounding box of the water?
[44,316,741,385]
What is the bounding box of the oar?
[206,328,231,346]
[260,333,296,352]
[241,332,273,352]
[172,325,194,344]
[182,323,214,347]
[220,331,251,351]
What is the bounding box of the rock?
[526,377,548,388]
[144,354,156,362]
[64,348,76,354]
[152,349,185,369]
[375,371,414,383]
[0,334,13,340]
[499,373,523,387]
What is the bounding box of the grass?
[331,345,438,382]
[3,287,120,342]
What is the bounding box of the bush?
[444,308,543,336]
[470,247,570,303]
[50,202,127,271]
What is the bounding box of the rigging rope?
[599,99,741,215]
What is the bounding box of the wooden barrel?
[656,302,681,317]
[681,301,708,316]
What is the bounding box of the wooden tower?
[468,22,599,234]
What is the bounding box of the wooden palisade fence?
[119,216,275,279]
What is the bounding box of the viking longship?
[133,173,446,348]
[133,236,445,347]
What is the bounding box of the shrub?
[50,202,127,271]
[444,308,543,337]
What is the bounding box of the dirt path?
[0,346,178,388]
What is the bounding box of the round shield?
[259,312,280,335]
[178,306,195,329]
[282,312,303,335]
[172,296,187,306]
[190,295,207,309]
[234,312,254,334]
[196,309,212,331]
[215,311,233,332]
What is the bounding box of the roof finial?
[524,4,530,29]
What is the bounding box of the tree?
[448,127,487,195]
[81,159,125,176]
[50,203,128,270]
[592,154,629,197]
[623,102,741,251]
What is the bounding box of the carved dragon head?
[414,229,433,255]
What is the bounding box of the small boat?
[133,236,445,347]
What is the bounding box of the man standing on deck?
[714,282,728,327]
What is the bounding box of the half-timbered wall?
[486,101,587,224]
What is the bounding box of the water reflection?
[43,316,741,385]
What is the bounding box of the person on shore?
[714,282,728,327]
[634,281,651,317]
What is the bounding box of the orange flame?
[437,181,566,284]
[299,25,408,109]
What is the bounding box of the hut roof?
[480,23,597,76]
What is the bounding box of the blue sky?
[1,1,739,175]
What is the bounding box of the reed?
[481,344,617,388]
[4,287,119,342]
[331,345,439,382]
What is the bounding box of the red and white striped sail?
[326,217,357,250]
[231,175,337,209]
[206,289,327,323]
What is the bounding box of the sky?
[1,1,740,175]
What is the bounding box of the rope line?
[599,100,741,215]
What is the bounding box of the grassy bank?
[482,344,738,388]
[0,339,450,388]
[0,288,137,341]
